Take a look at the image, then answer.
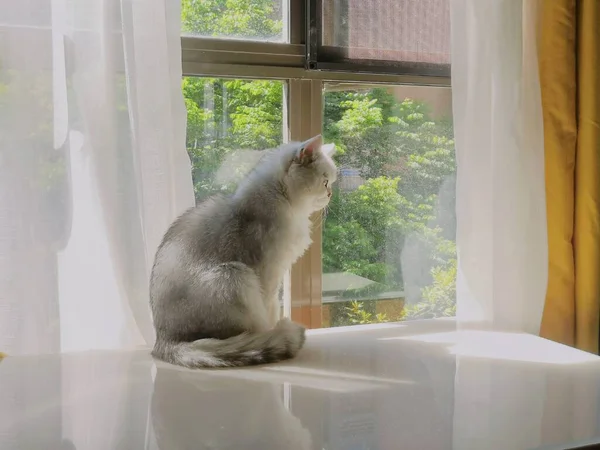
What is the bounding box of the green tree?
[181,0,282,40]
[403,258,457,320]
[182,77,284,200]
[322,89,456,314]
[324,89,402,179]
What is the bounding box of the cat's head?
[284,135,337,212]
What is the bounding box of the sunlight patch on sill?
[379,331,600,365]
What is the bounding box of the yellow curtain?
[539,0,600,353]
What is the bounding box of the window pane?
[320,0,450,72]
[322,84,456,327]
[182,0,287,42]
[182,77,285,202]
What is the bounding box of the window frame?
[180,0,451,329]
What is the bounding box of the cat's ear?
[321,143,336,157]
[296,135,321,165]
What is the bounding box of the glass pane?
[322,0,450,65]
[182,0,287,42]
[182,77,285,201]
[322,84,456,327]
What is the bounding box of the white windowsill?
[3,317,600,449]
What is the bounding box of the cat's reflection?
[151,366,312,450]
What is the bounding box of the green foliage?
[181,0,282,40]
[322,88,456,316]
[324,89,402,179]
[403,258,457,320]
[182,77,283,199]
[336,98,384,138]
[322,220,378,276]
[344,301,388,325]
[323,177,405,287]
[226,80,283,149]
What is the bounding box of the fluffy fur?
[150,137,337,368]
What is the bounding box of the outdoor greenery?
[344,301,388,326]
[180,2,457,325]
[182,0,283,40]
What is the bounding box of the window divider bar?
[290,0,306,45]
[181,36,305,56]
[289,79,324,329]
[306,0,321,69]
[182,61,450,87]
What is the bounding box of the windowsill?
[2,317,600,449]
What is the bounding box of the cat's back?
[158,192,275,267]
[161,194,233,254]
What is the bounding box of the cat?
[150,136,337,368]
[151,368,313,449]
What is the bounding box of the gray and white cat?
[150,136,337,368]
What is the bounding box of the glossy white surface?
[2,320,600,450]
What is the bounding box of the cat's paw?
[275,318,306,355]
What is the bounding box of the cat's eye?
[324,180,329,188]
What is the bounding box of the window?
[321,84,456,327]
[182,77,285,202]
[182,0,287,42]
[180,0,453,329]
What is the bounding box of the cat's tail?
[152,318,306,368]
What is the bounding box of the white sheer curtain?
[0,0,194,355]
[451,0,548,334]
[450,1,549,449]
